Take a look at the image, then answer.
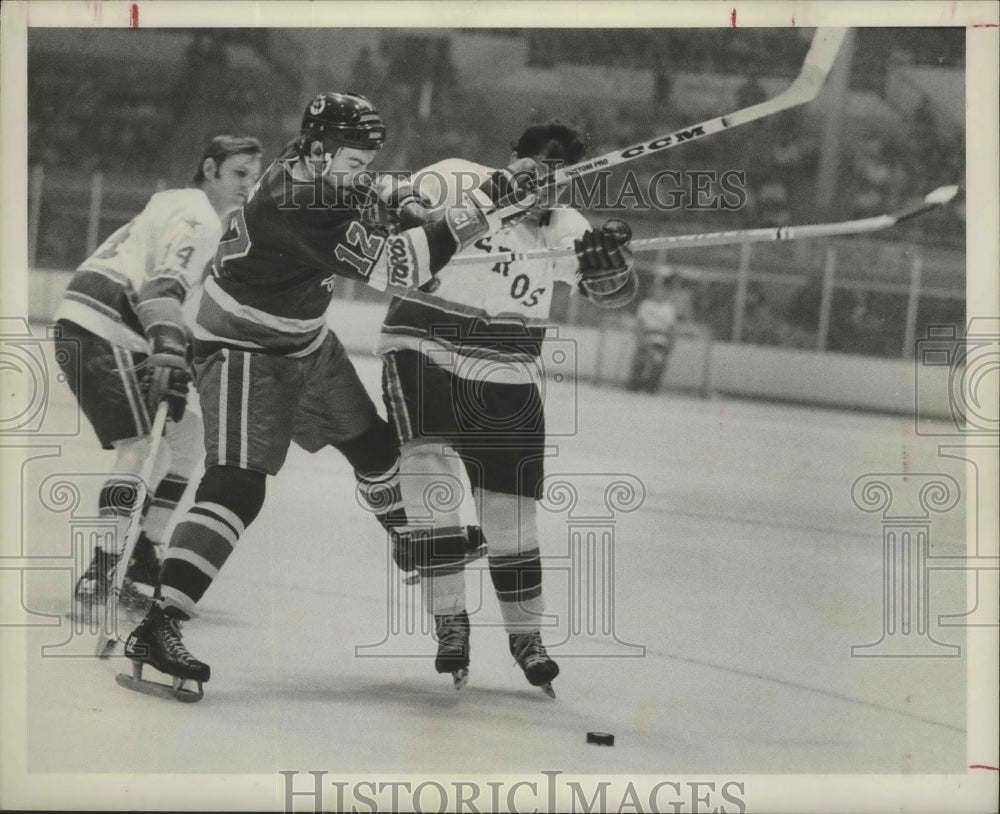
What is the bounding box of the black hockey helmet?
[297,92,386,159]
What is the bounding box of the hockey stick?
[452,185,959,266]
[493,27,848,220]
[96,400,169,658]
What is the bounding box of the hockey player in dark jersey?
[119,92,541,700]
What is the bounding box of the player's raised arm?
[365,157,539,291]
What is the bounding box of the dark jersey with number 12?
[193,145,432,358]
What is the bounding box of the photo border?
[2,2,997,811]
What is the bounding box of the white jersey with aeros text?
[377,159,590,383]
[55,188,223,353]
[411,158,588,319]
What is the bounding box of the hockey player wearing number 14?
[54,135,264,614]
[119,92,542,701]
[378,123,637,696]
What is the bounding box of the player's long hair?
[512,123,587,165]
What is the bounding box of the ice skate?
[509,630,559,698]
[108,533,161,616]
[434,610,470,689]
[117,605,209,702]
[75,533,160,616]
[74,547,120,605]
[125,532,161,588]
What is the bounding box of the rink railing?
[27,164,965,364]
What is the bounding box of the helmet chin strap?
[320,148,340,177]
[301,137,342,178]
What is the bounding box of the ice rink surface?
[14,352,969,778]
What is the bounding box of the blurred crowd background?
[27,27,965,359]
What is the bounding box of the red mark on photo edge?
[970,22,998,27]
[130,3,139,28]
[969,764,999,770]
[730,8,737,27]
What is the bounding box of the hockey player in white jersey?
[54,135,263,609]
[378,123,636,695]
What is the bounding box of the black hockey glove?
[143,323,191,423]
[576,219,634,297]
[376,176,432,231]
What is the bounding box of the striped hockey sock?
[488,549,545,632]
[158,501,246,618]
[141,471,188,548]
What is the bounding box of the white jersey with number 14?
[55,187,223,352]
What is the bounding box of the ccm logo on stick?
[620,126,707,160]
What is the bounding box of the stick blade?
[804,28,849,74]
[786,28,849,100]
[924,185,960,206]
[737,27,848,120]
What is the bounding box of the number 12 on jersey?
[334,221,385,280]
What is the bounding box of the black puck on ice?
[586,731,615,747]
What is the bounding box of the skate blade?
[402,573,420,586]
[540,682,556,699]
[451,668,469,690]
[116,664,204,703]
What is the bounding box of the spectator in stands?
[628,272,682,393]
